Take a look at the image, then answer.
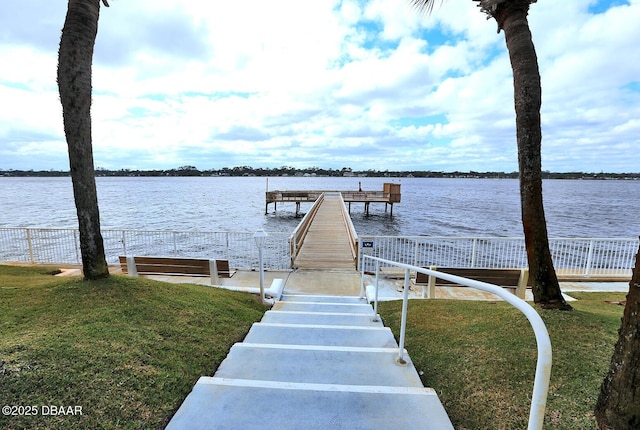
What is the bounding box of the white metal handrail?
[360,255,552,430]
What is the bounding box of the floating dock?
[265,183,401,216]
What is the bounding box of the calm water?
[0,176,638,238]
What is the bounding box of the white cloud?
[0,0,637,172]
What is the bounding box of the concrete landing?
[166,293,453,429]
[284,270,361,296]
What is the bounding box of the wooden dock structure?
[290,192,359,270]
[266,183,401,216]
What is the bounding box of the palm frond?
[409,0,444,14]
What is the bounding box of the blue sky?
[1,0,638,172]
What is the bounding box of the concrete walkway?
[166,293,453,429]
[84,266,630,301]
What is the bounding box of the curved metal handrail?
[360,255,552,430]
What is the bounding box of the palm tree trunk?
[58,0,109,280]
[495,0,570,309]
[595,240,640,429]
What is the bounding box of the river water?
[0,176,638,238]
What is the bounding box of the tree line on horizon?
[2,166,639,180]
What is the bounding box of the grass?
[378,291,627,430]
[0,265,268,429]
[0,265,628,429]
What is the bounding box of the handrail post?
[396,267,410,366]
[359,254,366,299]
[372,260,380,321]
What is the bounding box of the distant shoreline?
[2,168,639,180]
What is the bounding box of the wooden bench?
[415,267,529,299]
[118,256,234,284]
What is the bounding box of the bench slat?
[134,264,210,276]
[118,256,233,278]
[132,257,209,269]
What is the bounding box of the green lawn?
[0,265,627,429]
[0,265,268,429]
[378,291,627,429]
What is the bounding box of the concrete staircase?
[166,294,453,429]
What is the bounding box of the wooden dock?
[266,183,401,216]
[291,193,358,270]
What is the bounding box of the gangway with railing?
[289,192,359,270]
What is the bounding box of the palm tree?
[57,0,110,280]
[412,0,570,309]
[595,240,640,428]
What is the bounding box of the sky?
[1,0,638,173]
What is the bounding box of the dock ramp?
[290,192,358,270]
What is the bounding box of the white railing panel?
[0,228,32,263]
[0,228,291,270]
[359,236,637,277]
[2,228,636,275]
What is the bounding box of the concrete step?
[215,343,422,387]
[280,293,367,304]
[167,377,454,430]
[272,301,375,314]
[261,310,383,327]
[243,323,397,347]
[166,293,454,429]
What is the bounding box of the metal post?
[359,253,366,299]
[73,229,80,264]
[397,267,410,365]
[121,230,127,256]
[585,239,595,276]
[254,230,268,304]
[173,231,177,256]
[258,247,265,302]
[471,238,478,268]
[372,260,380,321]
[26,228,34,264]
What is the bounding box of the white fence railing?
[0,228,292,270]
[358,236,638,278]
[1,228,637,276]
